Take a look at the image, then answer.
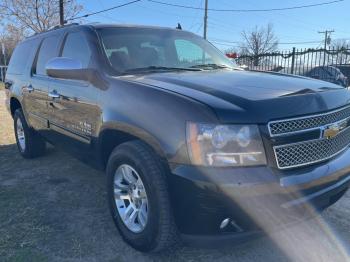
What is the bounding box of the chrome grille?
[274,126,350,169]
[269,105,350,136]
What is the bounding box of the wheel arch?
[10,96,22,117]
[97,122,168,169]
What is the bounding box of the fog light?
[220,218,230,229]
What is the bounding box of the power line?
[147,0,344,12]
[209,38,240,44]
[280,41,322,45]
[67,0,142,21]
[210,41,242,47]
[318,29,335,64]
[318,30,335,47]
[188,0,204,31]
[213,36,350,44]
[210,38,323,45]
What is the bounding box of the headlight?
[186,123,267,167]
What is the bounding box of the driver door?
[47,31,100,153]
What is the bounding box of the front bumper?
[168,147,350,243]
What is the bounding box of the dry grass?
[0,82,4,90]
[0,90,350,262]
[0,89,15,145]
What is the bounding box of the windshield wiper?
[189,64,232,70]
[123,66,202,74]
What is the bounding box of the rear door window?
[61,32,91,67]
[35,35,61,76]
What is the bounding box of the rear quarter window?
[7,40,37,75]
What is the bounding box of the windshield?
[97,27,236,74]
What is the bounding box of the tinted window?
[97,28,235,73]
[325,67,340,76]
[310,67,327,76]
[7,40,37,75]
[62,32,91,67]
[175,39,214,65]
[35,35,60,75]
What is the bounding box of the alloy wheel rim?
[113,164,148,233]
[16,118,26,152]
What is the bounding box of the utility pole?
[318,29,334,65]
[203,0,208,39]
[59,0,64,26]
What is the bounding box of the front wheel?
[106,141,178,252]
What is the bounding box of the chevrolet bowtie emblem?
[323,120,348,139]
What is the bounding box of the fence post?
[290,47,296,74]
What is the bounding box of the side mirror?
[46,57,91,81]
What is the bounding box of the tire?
[14,109,46,158]
[106,140,178,252]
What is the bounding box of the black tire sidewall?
[14,109,29,156]
[14,109,46,158]
[107,146,163,251]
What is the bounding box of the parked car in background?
[305,66,348,87]
[334,65,350,83]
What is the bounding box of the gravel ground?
[1,90,350,262]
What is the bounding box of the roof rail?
[50,22,80,31]
[29,23,80,37]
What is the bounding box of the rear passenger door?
[26,34,62,132]
[47,31,100,151]
[6,39,39,121]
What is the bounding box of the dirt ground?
[1,89,350,262]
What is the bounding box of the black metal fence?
[0,66,7,82]
[236,46,350,87]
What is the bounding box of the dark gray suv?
[5,23,350,252]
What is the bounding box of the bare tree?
[0,0,82,63]
[240,24,279,66]
[330,39,350,65]
[0,0,83,33]
[331,39,350,49]
[0,24,26,64]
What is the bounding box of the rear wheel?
[14,109,46,158]
[106,140,178,252]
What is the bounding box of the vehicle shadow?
[1,142,349,262]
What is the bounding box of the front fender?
[99,121,167,159]
[99,78,219,164]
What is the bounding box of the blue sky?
[77,0,350,51]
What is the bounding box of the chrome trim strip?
[49,122,91,144]
[29,112,46,121]
[268,104,350,137]
[273,125,350,170]
[281,175,350,208]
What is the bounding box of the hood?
[120,70,350,123]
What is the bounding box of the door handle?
[48,91,60,99]
[24,84,34,92]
